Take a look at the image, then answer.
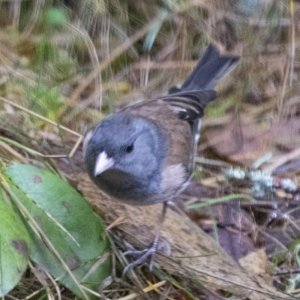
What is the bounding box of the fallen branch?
[77,173,290,300]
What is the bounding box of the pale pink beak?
[94,151,115,176]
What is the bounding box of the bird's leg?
[122,201,168,276]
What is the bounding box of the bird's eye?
[125,144,134,153]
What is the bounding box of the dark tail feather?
[170,44,239,93]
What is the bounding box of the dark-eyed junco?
[84,44,239,272]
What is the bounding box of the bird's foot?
[122,243,157,276]
[122,202,170,277]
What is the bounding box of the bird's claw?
[122,244,157,277]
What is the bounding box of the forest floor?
[1,1,300,299]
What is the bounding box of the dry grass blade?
[27,261,62,300]
[68,18,160,106]
[289,0,296,87]
[0,97,82,137]
[68,135,84,158]
[106,216,127,231]
[265,146,300,173]
[63,23,102,113]
[0,140,28,163]
[117,280,166,300]
[20,0,45,40]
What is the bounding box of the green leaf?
[6,164,111,299]
[0,194,30,296]
[45,7,68,26]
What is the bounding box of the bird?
[84,44,239,273]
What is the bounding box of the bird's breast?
[93,168,163,205]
